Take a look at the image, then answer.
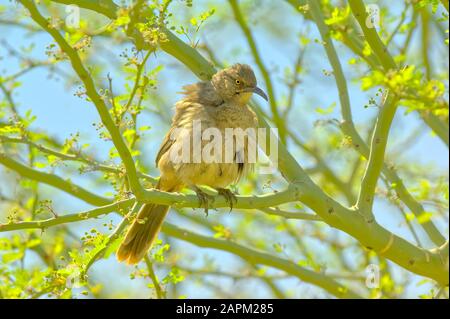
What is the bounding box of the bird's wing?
[155,84,222,168]
[155,127,176,167]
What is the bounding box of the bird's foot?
[216,188,238,212]
[193,186,215,217]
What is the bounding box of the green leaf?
[405,213,415,221]
[26,238,41,248]
[2,251,24,263]
[417,212,433,224]
[103,237,122,259]
[315,102,336,115]
[115,15,130,27]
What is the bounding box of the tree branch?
[306,0,355,125]
[144,255,166,299]
[348,0,449,148]
[0,198,133,232]
[306,0,445,246]
[348,0,396,71]
[82,201,139,274]
[348,0,446,245]
[285,0,382,69]
[0,135,157,183]
[356,92,399,216]
[19,0,146,200]
[161,222,362,298]
[258,207,322,221]
[0,188,319,233]
[0,153,112,206]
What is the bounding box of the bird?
[116,63,268,264]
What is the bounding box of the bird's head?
[211,63,268,105]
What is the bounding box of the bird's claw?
[194,187,215,217]
[216,188,237,212]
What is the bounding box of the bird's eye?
[235,79,241,85]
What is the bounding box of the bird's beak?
[244,86,268,101]
[253,86,268,101]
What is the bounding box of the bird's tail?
[117,183,170,264]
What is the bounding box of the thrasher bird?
[117,64,268,264]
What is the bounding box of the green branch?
[0,189,319,233]
[82,202,139,274]
[306,0,354,128]
[420,10,432,80]
[0,153,111,206]
[307,0,392,220]
[349,0,448,148]
[0,198,133,232]
[144,255,166,299]
[306,0,445,245]
[356,93,399,216]
[348,0,396,70]
[421,113,449,147]
[0,135,157,183]
[122,50,152,121]
[285,0,382,69]
[162,222,362,298]
[258,207,322,221]
[20,0,145,199]
[347,0,446,245]
[139,184,304,211]
[159,29,216,80]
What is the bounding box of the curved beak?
[252,86,268,101]
[244,86,268,101]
